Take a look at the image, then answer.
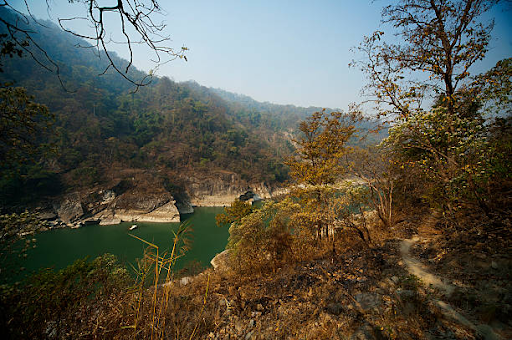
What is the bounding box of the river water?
[14,207,228,281]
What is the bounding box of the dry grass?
[4,206,508,339]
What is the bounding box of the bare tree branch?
[1,0,187,90]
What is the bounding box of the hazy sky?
[13,0,512,109]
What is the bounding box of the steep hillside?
[0,8,387,228]
[0,9,294,213]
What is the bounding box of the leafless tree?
[351,0,500,119]
[0,0,187,88]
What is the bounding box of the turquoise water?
[12,207,228,280]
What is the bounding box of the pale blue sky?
[12,0,512,109]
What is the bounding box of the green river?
[11,207,228,281]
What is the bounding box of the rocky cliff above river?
[46,187,180,227]
[187,171,284,206]
[36,170,285,228]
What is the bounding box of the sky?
[11,0,512,109]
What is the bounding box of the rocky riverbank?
[35,187,180,229]
[32,172,286,229]
[187,173,287,207]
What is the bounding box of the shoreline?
[37,204,228,231]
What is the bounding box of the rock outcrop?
[94,189,180,223]
[55,193,84,223]
[111,201,180,223]
[175,200,194,215]
[49,177,182,226]
[39,170,286,228]
[211,249,232,272]
[187,171,284,206]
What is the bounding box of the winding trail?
[399,237,501,340]
[400,236,455,296]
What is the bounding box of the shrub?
[0,254,131,339]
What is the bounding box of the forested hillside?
[0,8,315,205]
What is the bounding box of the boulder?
[56,193,84,223]
[38,212,57,221]
[99,218,122,226]
[95,191,181,223]
[180,276,193,286]
[113,201,180,223]
[140,201,180,222]
[211,249,232,272]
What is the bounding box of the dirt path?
[399,236,455,296]
[399,237,501,340]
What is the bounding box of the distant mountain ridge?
[0,7,385,213]
[0,8,302,207]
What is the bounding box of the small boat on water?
[129,224,138,231]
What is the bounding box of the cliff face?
[46,173,180,227]
[54,192,84,224]
[94,190,180,224]
[40,170,285,228]
[186,171,279,206]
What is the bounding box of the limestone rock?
[56,193,84,223]
[94,190,180,223]
[187,172,285,206]
[139,201,180,222]
[99,218,122,226]
[175,200,194,214]
[38,211,57,221]
[211,249,232,272]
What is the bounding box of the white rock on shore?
[115,201,180,223]
[211,249,232,272]
[93,200,180,224]
[99,218,122,226]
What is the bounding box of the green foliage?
[0,211,46,283]
[0,14,296,196]
[487,116,512,180]
[227,181,374,274]
[289,185,339,239]
[472,57,512,114]
[385,104,511,214]
[215,199,253,228]
[69,166,99,186]
[0,33,25,73]
[292,183,373,243]
[226,199,302,273]
[0,253,131,339]
[353,0,499,119]
[209,85,325,130]
[0,86,54,171]
[351,146,396,227]
[354,0,511,220]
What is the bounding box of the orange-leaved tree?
[286,109,363,240]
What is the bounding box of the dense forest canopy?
[0,7,320,205]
